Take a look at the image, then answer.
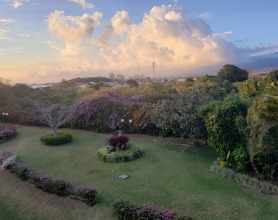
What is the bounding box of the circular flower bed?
[96,145,144,163]
[40,132,72,145]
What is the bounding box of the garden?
[0,65,278,219]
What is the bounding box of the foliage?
[217,64,248,83]
[235,78,266,100]
[2,154,98,206]
[210,160,278,195]
[264,70,278,84]
[151,94,210,140]
[74,186,98,206]
[126,79,139,87]
[107,132,130,152]
[247,94,278,179]
[0,151,14,164]
[112,200,192,220]
[0,154,17,170]
[96,145,144,163]
[200,96,249,167]
[40,132,72,145]
[0,125,17,142]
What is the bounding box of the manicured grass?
[1,125,278,219]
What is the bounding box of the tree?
[126,79,139,88]
[217,64,248,83]
[264,70,278,84]
[247,94,278,179]
[26,99,76,136]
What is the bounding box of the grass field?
[0,125,278,220]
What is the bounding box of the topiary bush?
[40,132,72,145]
[96,145,144,163]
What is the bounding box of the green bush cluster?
[40,132,72,145]
[112,200,192,220]
[210,161,278,195]
[96,145,144,163]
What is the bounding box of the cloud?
[0,18,14,23]
[213,31,233,38]
[97,5,248,75]
[198,12,213,19]
[6,0,29,9]
[47,10,102,44]
[111,11,131,36]
[0,28,9,40]
[69,0,94,10]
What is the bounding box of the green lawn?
[1,125,278,220]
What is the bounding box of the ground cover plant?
[0,125,278,220]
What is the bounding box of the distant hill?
[68,77,112,84]
[243,52,278,72]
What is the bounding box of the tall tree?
[217,64,248,83]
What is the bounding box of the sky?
[1,0,278,83]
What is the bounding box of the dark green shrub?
[96,145,144,163]
[199,96,248,165]
[40,132,72,145]
[217,64,248,83]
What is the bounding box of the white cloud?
[213,31,233,38]
[69,0,94,10]
[7,0,29,9]
[47,10,102,44]
[47,41,83,56]
[97,5,248,75]
[111,11,131,36]
[198,12,213,19]
[0,28,9,40]
[0,18,14,23]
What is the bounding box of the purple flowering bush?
[0,125,17,142]
[113,200,192,220]
[0,151,14,164]
[0,151,98,205]
[74,186,97,206]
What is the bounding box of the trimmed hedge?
[210,160,278,195]
[40,132,72,145]
[0,151,97,206]
[96,145,144,163]
[112,200,192,220]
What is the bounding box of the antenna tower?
[152,59,156,80]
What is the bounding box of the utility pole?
[152,59,156,80]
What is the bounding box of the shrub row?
[40,132,72,145]
[0,151,97,206]
[0,125,17,142]
[96,145,144,163]
[112,200,192,220]
[210,160,278,195]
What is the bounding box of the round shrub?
[40,132,72,145]
[96,145,144,163]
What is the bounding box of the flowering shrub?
[113,200,192,220]
[0,152,98,206]
[0,151,14,163]
[74,186,97,206]
[0,155,17,170]
[107,132,130,152]
[0,125,17,141]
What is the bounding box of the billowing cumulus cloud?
[47,10,102,44]
[111,11,131,36]
[98,5,248,75]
